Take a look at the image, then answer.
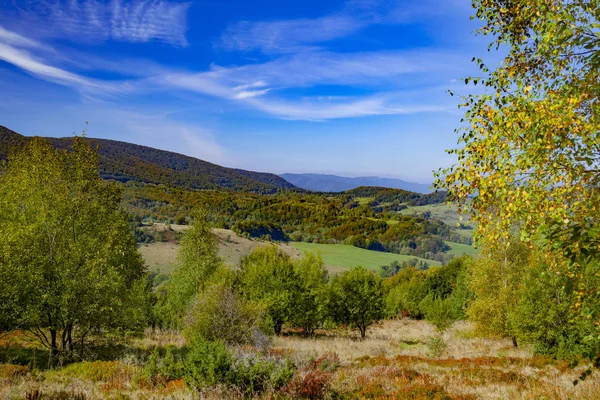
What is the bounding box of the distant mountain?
[280,173,432,194]
[0,125,297,194]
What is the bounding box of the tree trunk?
[274,321,283,336]
[512,336,518,348]
[359,325,366,340]
[66,325,73,353]
[50,329,58,355]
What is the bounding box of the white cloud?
[0,26,137,96]
[219,15,363,53]
[5,0,189,46]
[0,26,43,48]
[241,93,451,121]
[155,49,460,119]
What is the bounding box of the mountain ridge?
[0,125,297,194]
[280,173,432,194]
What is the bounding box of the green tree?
[0,137,147,360]
[466,234,530,346]
[435,0,600,338]
[184,278,268,347]
[238,246,297,335]
[327,267,384,339]
[289,252,329,336]
[511,252,598,359]
[157,208,222,328]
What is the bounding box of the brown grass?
[1,320,598,399]
[139,228,304,274]
[273,319,600,400]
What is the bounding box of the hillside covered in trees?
[0,126,297,194]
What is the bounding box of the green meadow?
[291,242,441,271]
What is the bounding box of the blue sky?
[0,0,494,183]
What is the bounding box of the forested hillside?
[0,126,297,194]
[125,182,462,264]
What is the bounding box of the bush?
[421,295,456,333]
[283,354,340,399]
[185,281,269,347]
[140,347,184,387]
[184,337,234,389]
[426,336,448,358]
[229,353,296,396]
[184,336,296,396]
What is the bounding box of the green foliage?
[327,267,384,339]
[184,336,296,396]
[141,347,184,386]
[426,336,448,359]
[466,236,530,338]
[156,208,222,328]
[512,256,599,359]
[232,220,288,241]
[0,137,148,359]
[435,0,600,348]
[238,247,298,335]
[184,279,269,347]
[383,256,472,320]
[184,337,234,389]
[289,253,329,336]
[421,296,456,333]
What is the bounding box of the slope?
[0,125,297,193]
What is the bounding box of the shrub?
[426,336,448,358]
[140,347,184,387]
[0,363,29,378]
[184,336,296,396]
[230,353,296,396]
[184,338,233,389]
[283,355,340,399]
[184,281,269,347]
[421,295,456,333]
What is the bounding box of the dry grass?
[273,319,600,400]
[1,320,599,399]
[139,228,304,274]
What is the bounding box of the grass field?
[292,242,441,271]
[445,241,478,257]
[400,203,470,227]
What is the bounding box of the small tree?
[157,208,222,328]
[238,246,298,335]
[467,234,530,346]
[327,267,384,339]
[289,252,328,336]
[184,279,268,347]
[0,137,148,361]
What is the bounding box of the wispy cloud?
[219,15,363,53]
[158,48,460,119]
[0,26,135,95]
[3,0,189,46]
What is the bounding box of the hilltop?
[0,126,297,194]
[280,172,432,193]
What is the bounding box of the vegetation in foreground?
[1,320,599,399]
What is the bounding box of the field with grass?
[292,242,441,271]
[446,241,479,257]
[400,203,470,227]
[1,319,598,399]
